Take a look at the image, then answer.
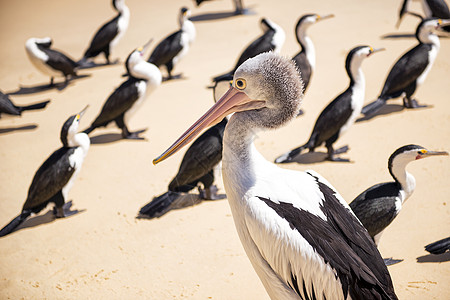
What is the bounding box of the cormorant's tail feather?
[274,143,308,164]
[138,191,182,219]
[361,98,385,116]
[0,210,31,237]
[425,237,450,255]
[20,100,51,112]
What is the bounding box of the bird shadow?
[356,104,405,122]
[77,59,120,70]
[137,192,227,220]
[162,74,187,82]
[0,124,38,134]
[190,7,256,22]
[279,151,352,164]
[13,207,86,234]
[6,74,91,95]
[416,252,450,263]
[381,32,416,39]
[89,133,124,144]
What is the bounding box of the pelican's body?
[25,37,78,85]
[212,18,285,83]
[0,107,90,237]
[84,42,162,139]
[148,7,196,80]
[362,18,450,116]
[0,91,50,117]
[275,46,383,163]
[153,53,397,299]
[79,0,129,65]
[350,144,448,246]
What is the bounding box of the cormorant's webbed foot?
[383,257,403,266]
[333,145,349,155]
[53,201,79,218]
[403,98,429,109]
[296,109,304,117]
[326,146,350,162]
[163,73,184,82]
[123,129,147,140]
[199,185,226,200]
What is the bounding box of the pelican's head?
[61,106,89,147]
[153,52,303,165]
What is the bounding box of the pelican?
[153,53,397,299]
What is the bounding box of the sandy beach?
[0,0,449,299]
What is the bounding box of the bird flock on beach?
[1,0,449,299]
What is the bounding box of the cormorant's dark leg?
[402,83,428,109]
[49,77,54,86]
[115,115,147,140]
[164,61,182,80]
[198,170,222,200]
[104,48,111,65]
[51,191,76,218]
[325,137,350,162]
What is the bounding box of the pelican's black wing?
[148,31,183,67]
[350,182,401,239]
[24,147,76,211]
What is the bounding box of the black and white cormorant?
[84,41,162,139]
[25,37,78,86]
[350,145,448,248]
[153,52,397,299]
[212,18,285,83]
[0,90,50,117]
[293,13,334,93]
[139,118,227,218]
[275,46,384,163]
[0,106,90,237]
[362,18,450,117]
[397,0,450,32]
[78,0,130,66]
[147,7,196,80]
[425,237,450,254]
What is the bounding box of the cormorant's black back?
[350,182,401,239]
[84,15,120,58]
[168,118,227,192]
[91,78,140,128]
[39,46,78,76]
[148,31,183,67]
[234,30,276,71]
[292,51,312,91]
[24,147,76,211]
[379,44,431,100]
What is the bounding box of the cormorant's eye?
[235,78,246,90]
[418,149,427,155]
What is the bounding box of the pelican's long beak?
[153,87,265,165]
[318,14,334,21]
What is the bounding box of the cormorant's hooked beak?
[77,105,89,120]
[317,14,334,21]
[368,47,385,56]
[153,87,265,165]
[418,149,449,159]
[437,19,450,29]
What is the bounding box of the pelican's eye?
[235,78,247,90]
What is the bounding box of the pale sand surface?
[0,0,449,299]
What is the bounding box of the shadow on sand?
[0,124,38,134]
[416,252,450,263]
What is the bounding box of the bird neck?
[130,61,162,87]
[181,18,196,44]
[115,0,129,16]
[296,27,315,70]
[25,40,48,62]
[67,132,91,154]
[389,158,416,201]
[418,31,440,48]
[347,58,365,89]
